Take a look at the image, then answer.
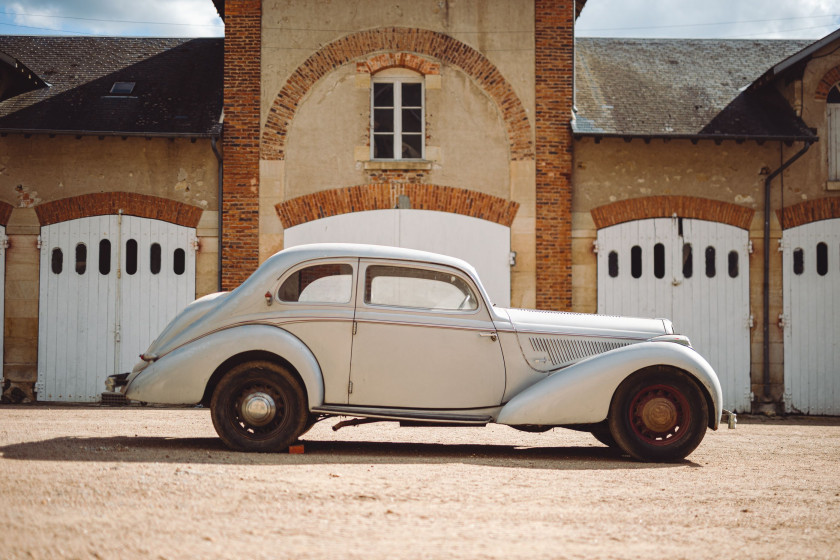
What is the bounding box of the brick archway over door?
[777,197,840,228]
[34,193,203,227]
[591,196,755,230]
[815,65,840,100]
[260,27,534,161]
[275,184,519,229]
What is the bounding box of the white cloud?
[3,0,223,37]
[576,0,840,39]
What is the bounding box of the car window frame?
[357,259,484,316]
[273,258,358,307]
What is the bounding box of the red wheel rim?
[628,384,690,446]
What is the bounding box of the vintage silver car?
[108,243,723,462]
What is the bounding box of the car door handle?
[479,332,498,342]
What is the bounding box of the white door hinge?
[747,240,754,254]
[778,313,789,329]
[592,240,600,254]
[509,251,517,267]
[747,314,754,329]
[115,326,121,343]
[36,235,42,250]
[778,239,788,252]
[192,238,200,252]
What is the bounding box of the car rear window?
[278,263,353,303]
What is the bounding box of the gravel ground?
[0,405,838,559]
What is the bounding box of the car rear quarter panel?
[125,324,325,408]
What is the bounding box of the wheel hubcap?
[640,397,678,433]
[240,392,277,427]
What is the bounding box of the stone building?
[0,37,223,402]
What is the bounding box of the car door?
[348,259,506,409]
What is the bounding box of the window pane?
[365,265,477,311]
[150,243,161,275]
[401,134,422,159]
[51,248,63,275]
[126,239,138,275]
[705,246,716,278]
[728,251,739,278]
[793,248,804,275]
[75,243,87,275]
[816,242,828,276]
[402,108,422,133]
[373,108,393,133]
[653,243,665,279]
[99,239,111,275]
[608,251,619,278]
[373,134,394,159]
[631,246,642,279]
[173,248,186,275]
[373,82,393,107]
[402,82,422,106]
[279,263,353,303]
[682,243,693,278]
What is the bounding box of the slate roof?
[0,36,223,137]
[574,38,816,140]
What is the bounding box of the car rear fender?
[496,341,722,428]
[124,324,325,408]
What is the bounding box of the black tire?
[210,361,308,452]
[590,425,619,449]
[608,367,709,462]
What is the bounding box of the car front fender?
[496,342,722,428]
[124,324,325,409]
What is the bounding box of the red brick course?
[777,197,840,228]
[356,53,440,76]
[261,27,534,161]
[223,0,261,290]
[34,193,203,227]
[591,196,755,230]
[535,0,575,311]
[0,201,12,226]
[815,65,840,100]
[276,184,519,229]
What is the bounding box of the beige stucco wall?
[259,0,537,307]
[1,135,220,398]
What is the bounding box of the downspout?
[211,135,223,292]
[761,140,812,402]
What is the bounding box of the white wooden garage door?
[284,209,512,306]
[597,218,751,412]
[782,218,840,415]
[37,215,196,402]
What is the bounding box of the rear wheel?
[210,361,308,452]
[608,367,708,462]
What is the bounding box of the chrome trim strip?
[313,405,494,423]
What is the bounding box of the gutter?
[761,140,813,403]
[210,135,223,292]
[572,131,817,144]
[0,128,217,139]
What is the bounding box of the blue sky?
[0,0,837,40]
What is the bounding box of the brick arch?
[261,27,534,161]
[815,65,840,100]
[275,184,519,229]
[777,197,840,229]
[591,196,755,230]
[34,193,203,228]
[0,201,12,227]
[357,53,440,76]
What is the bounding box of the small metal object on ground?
[288,444,304,454]
[722,409,737,429]
[100,392,128,406]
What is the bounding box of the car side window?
[278,263,353,303]
[364,264,478,311]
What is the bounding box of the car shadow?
[0,435,698,470]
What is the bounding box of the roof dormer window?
[110,82,135,95]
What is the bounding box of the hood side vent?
[528,336,630,367]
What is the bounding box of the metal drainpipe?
[211,135,223,292]
[762,140,812,402]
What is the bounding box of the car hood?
[503,308,672,339]
[500,308,673,372]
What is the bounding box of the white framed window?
[371,73,424,160]
[828,84,840,181]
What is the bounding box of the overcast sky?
[0,0,837,40]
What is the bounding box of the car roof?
[276,243,478,274]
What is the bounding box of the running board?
[312,405,493,424]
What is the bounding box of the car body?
[109,243,723,461]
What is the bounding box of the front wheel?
[608,367,709,462]
[210,361,308,452]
